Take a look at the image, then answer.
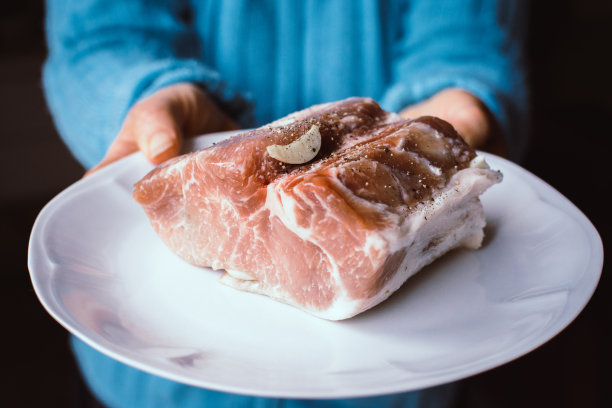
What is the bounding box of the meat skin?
[133,97,502,320]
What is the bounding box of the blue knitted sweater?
[43,1,528,407]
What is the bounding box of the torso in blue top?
[43,1,528,407]
[194,1,400,124]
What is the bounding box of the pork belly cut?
[133,97,502,320]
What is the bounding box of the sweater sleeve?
[43,0,254,169]
[380,0,529,160]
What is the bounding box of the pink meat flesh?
[133,97,502,320]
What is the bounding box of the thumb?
[85,83,238,176]
[86,83,240,177]
[131,101,183,165]
[399,88,493,149]
[85,88,186,177]
[132,83,239,163]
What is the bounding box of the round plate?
[28,131,603,398]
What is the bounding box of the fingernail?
[149,132,173,158]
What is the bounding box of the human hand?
[399,88,507,156]
[85,83,239,176]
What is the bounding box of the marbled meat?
[133,97,502,320]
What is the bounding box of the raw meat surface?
[133,97,502,320]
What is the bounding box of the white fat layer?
[340,115,360,124]
[219,272,364,319]
[226,269,256,281]
[313,167,502,320]
[382,111,401,124]
[363,234,386,258]
[266,184,313,243]
[428,165,442,176]
[354,199,486,319]
[469,155,490,169]
[408,121,443,138]
[249,167,501,320]
[381,168,501,254]
[264,180,351,302]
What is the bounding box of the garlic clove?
[226,269,257,281]
[267,125,321,164]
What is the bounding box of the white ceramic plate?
[28,131,603,399]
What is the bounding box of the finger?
[169,83,240,136]
[87,82,246,180]
[399,88,492,148]
[85,100,182,178]
[445,102,490,148]
[442,97,507,156]
[130,100,183,164]
[83,137,138,177]
[85,83,240,177]
[129,83,238,161]
[398,100,432,120]
[84,100,183,178]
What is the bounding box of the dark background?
[2,1,610,407]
